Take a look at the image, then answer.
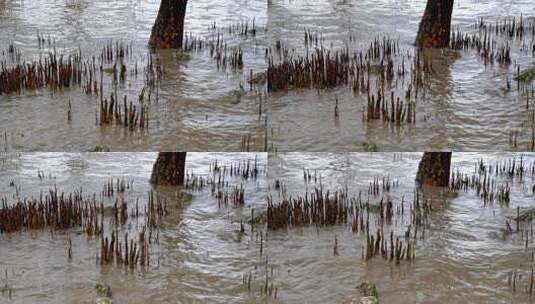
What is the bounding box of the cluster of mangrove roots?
[364,228,416,264]
[99,229,151,268]
[366,90,416,125]
[216,184,245,207]
[183,33,244,71]
[449,156,535,205]
[267,36,432,92]
[1,181,171,273]
[183,157,264,208]
[0,39,161,96]
[241,255,278,299]
[267,188,350,230]
[0,51,85,94]
[451,30,512,65]
[508,251,535,295]
[476,16,535,40]
[208,19,260,37]
[450,170,510,205]
[102,177,134,197]
[367,175,399,197]
[98,93,149,132]
[266,185,434,267]
[0,188,103,234]
[210,158,261,180]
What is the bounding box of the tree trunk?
[415,0,454,48]
[416,152,452,187]
[149,0,188,49]
[150,152,187,186]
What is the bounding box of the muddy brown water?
[1,152,535,303]
[267,152,535,303]
[2,1,535,151]
[0,152,268,303]
[267,0,535,151]
[0,0,268,151]
[2,0,535,303]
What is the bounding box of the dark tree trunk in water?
[150,152,187,186]
[149,0,188,49]
[416,152,452,187]
[415,0,454,48]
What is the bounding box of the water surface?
[0,152,269,303]
[267,0,535,151]
[3,152,535,303]
[0,0,268,151]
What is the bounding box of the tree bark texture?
[150,152,187,186]
[416,152,452,187]
[149,0,188,49]
[415,0,454,48]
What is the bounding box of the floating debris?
[95,282,113,304]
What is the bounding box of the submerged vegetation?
[267,13,535,151]
[4,153,535,301]
[1,11,268,151]
[0,40,161,135]
[4,5,535,151]
[5,0,535,303]
[0,154,272,301]
[265,153,535,302]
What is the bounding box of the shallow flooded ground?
[2,152,535,303]
[0,152,268,303]
[268,152,535,303]
[2,1,535,151]
[0,0,267,151]
[267,0,535,151]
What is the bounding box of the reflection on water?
[3,152,535,303]
[0,0,268,151]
